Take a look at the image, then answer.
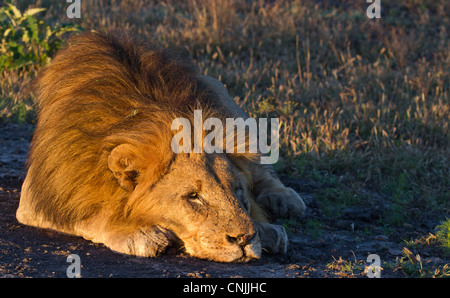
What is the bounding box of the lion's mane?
[25,31,234,230]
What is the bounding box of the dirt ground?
[0,123,448,278]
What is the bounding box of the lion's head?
[107,141,261,262]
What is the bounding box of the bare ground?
[0,123,448,278]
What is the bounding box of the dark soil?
[0,123,448,278]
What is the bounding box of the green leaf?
[2,9,17,27]
[25,15,39,42]
[7,3,22,19]
[23,8,46,17]
[21,30,30,43]
[44,25,52,41]
[3,28,12,37]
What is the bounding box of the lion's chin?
[184,243,261,263]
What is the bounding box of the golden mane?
[26,31,237,229]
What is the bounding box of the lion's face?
[108,144,261,262]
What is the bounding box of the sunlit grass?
[390,247,450,278]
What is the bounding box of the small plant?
[326,254,366,277]
[394,247,450,278]
[0,1,80,71]
[0,1,81,123]
[436,218,450,255]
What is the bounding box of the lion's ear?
[108,144,144,191]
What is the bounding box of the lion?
[16,31,305,262]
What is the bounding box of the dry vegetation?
[1,0,449,271]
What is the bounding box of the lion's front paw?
[106,226,176,257]
[257,222,288,255]
[256,187,306,218]
[127,226,176,257]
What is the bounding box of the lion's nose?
[226,233,257,247]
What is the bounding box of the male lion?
[16,32,305,262]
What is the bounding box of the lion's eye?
[185,192,203,206]
[187,192,199,199]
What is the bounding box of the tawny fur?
[17,31,305,262]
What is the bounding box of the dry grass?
[1,0,449,226]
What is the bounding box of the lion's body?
[17,32,305,262]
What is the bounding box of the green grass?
[389,247,450,278]
[0,0,448,235]
[436,218,450,255]
[326,254,367,277]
